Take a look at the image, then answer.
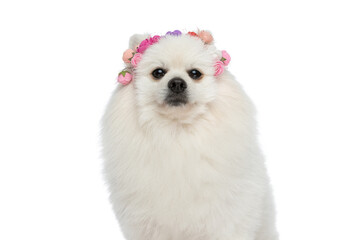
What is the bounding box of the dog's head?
[119,30,230,124]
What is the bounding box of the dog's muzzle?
[165,78,188,106]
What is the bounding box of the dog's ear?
[129,34,150,50]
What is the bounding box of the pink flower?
[214,61,224,76]
[131,53,142,68]
[137,35,162,54]
[137,39,151,54]
[198,30,214,44]
[150,35,161,44]
[117,71,132,85]
[221,50,231,66]
[122,49,135,63]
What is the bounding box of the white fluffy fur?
[101,34,279,240]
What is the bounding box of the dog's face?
[132,35,221,121]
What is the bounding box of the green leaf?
[119,70,128,77]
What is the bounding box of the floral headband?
[118,30,231,85]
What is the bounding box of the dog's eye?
[152,68,167,79]
[188,69,202,80]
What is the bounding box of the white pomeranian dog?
[101,30,279,240]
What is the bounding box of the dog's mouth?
[164,93,188,106]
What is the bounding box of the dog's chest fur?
[107,123,254,231]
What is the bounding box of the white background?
[0,0,359,239]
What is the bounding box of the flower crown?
[118,30,231,85]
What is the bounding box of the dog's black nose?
[168,78,187,93]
